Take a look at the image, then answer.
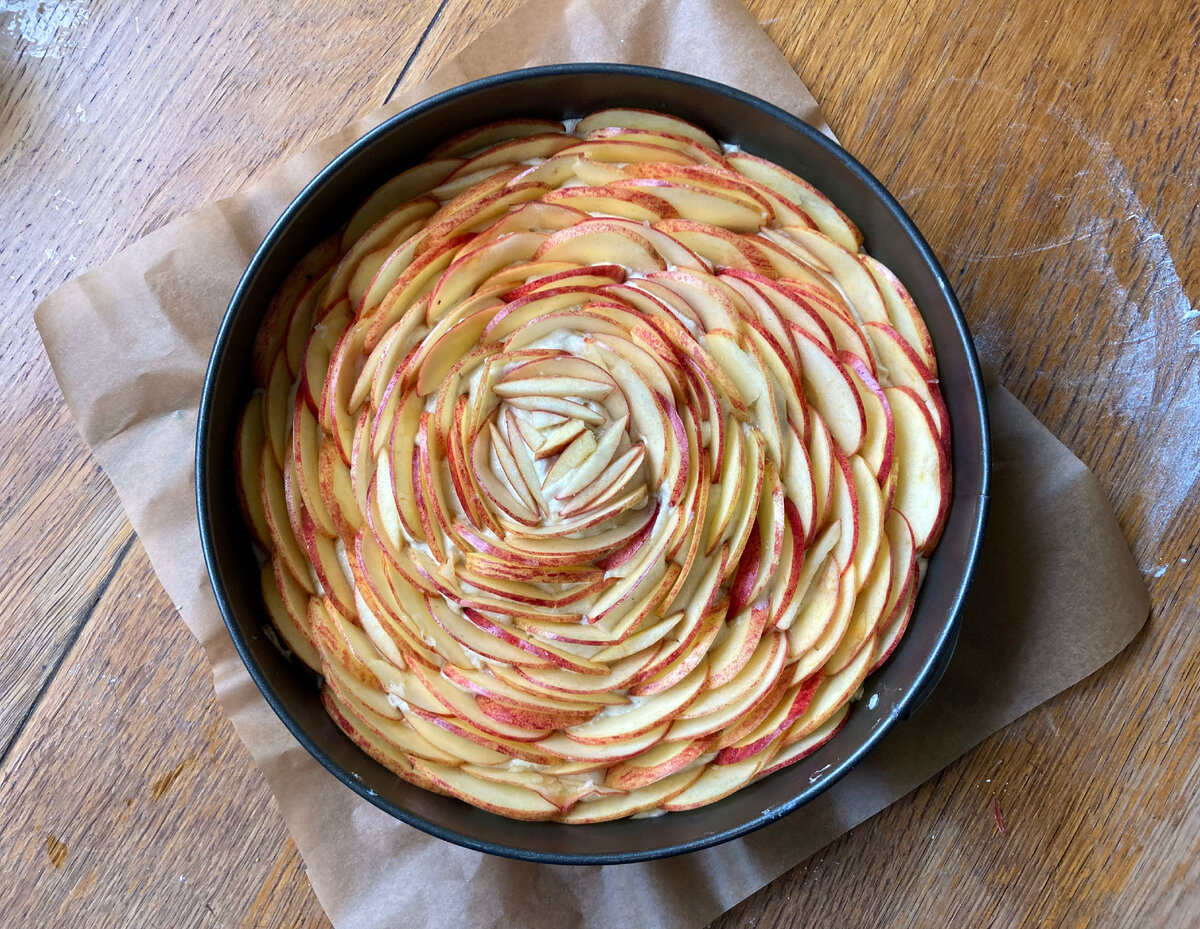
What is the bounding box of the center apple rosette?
[234,109,952,822]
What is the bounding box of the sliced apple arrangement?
[235,108,951,822]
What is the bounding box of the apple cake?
[234,108,951,822]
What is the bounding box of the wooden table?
[2,0,1196,924]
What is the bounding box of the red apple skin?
[755,712,849,779]
[504,263,627,300]
[709,673,793,752]
[765,499,807,628]
[595,506,660,571]
[726,531,762,619]
[709,601,772,693]
[842,351,896,486]
[476,696,596,730]
[886,384,952,553]
[714,672,822,765]
[604,738,714,791]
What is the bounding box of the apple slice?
[300,515,356,619]
[403,703,559,766]
[743,320,805,432]
[471,425,539,526]
[654,218,773,274]
[793,296,877,380]
[442,664,617,712]
[864,321,950,447]
[441,132,575,181]
[726,152,862,250]
[848,453,885,589]
[611,179,769,231]
[582,127,727,166]
[738,275,837,353]
[569,157,631,186]
[805,407,836,537]
[707,603,774,690]
[317,433,362,537]
[234,396,272,549]
[589,217,709,271]
[462,609,607,676]
[755,704,848,779]
[767,499,807,624]
[551,416,629,500]
[658,753,768,812]
[321,688,457,776]
[718,431,766,583]
[558,445,646,519]
[791,638,878,746]
[282,263,333,377]
[535,220,668,273]
[423,598,550,668]
[341,154,465,246]
[604,738,713,791]
[536,723,671,764]
[261,449,315,595]
[575,108,722,152]
[667,631,787,741]
[493,374,613,401]
[885,385,951,552]
[869,511,918,668]
[322,196,431,313]
[861,254,936,374]
[714,672,823,764]
[543,185,679,222]
[788,562,857,683]
[409,759,561,821]
[625,575,723,677]
[561,768,705,823]
[405,661,553,742]
[781,420,817,544]
[792,327,866,456]
[554,138,699,166]
[351,209,441,316]
[364,232,475,349]
[772,228,888,326]
[425,231,545,322]
[705,422,744,553]
[560,664,707,745]
[252,234,340,384]
[588,609,685,664]
[871,574,919,673]
[505,647,658,697]
[844,353,896,484]
[259,560,321,671]
[429,117,566,157]
[824,531,893,675]
[458,764,614,813]
[532,418,587,460]
[536,427,597,488]
[291,401,338,538]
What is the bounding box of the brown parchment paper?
[35,0,1151,926]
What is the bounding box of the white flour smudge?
[1057,113,1200,553]
[938,78,1199,563]
[2,0,89,59]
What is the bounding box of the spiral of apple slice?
[235,107,951,822]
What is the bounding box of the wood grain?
[0,0,439,751]
[1,0,1196,925]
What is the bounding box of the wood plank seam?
[385,0,453,103]
[0,533,137,768]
